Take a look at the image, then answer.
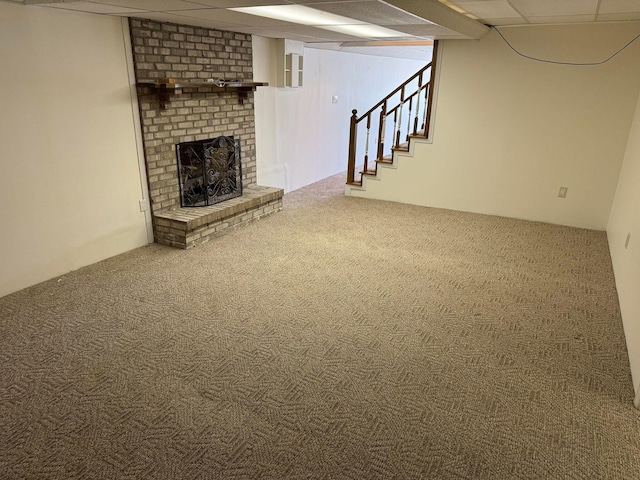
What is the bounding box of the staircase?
[345,41,438,189]
[345,133,432,198]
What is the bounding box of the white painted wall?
[0,3,149,298]
[608,89,640,406]
[347,23,640,231]
[252,36,427,192]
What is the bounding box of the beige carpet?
[1,173,639,479]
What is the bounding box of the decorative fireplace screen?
[176,136,242,207]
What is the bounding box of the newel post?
[347,109,358,184]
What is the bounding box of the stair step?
[392,143,409,152]
[355,133,425,185]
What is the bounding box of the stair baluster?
[364,114,371,174]
[413,73,423,136]
[392,109,399,150]
[395,86,404,148]
[377,103,386,161]
[421,84,429,132]
[406,95,413,141]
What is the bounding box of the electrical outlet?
[625,233,631,249]
[139,199,148,212]
[558,187,568,198]
[332,95,339,104]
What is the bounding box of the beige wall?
[0,3,149,298]
[608,89,640,405]
[252,36,281,189]
[348,23,640,230]
[253,36,427,192]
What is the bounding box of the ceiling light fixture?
[229,5,408,39]
[321,24,409,39]
[342,40,434,47]
[230,5,365,26]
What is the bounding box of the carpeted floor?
[1,173,639,479]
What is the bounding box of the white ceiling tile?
[597,11,640,19]
[130,10,239,27]
[22,0,640,44]
[390,23,461,37]
[526,14,596,23]
[320,43,433,61]
[310,1,433,25]
[510,0,598,17]
[235,24,364,41]
[599,0,640,14]
[483,17,528,25]
[452,1,520,19]
[188,0,289,6]
[294,0,370,3]
[172,8,294,26]
[236,28,340,42]
[427,34,469,39]
[96,0,208,11]
[44,2,145,14]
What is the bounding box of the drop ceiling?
[7,0,640,55]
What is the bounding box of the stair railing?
[347,42,438,186]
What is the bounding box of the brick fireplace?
[130,18,282,249]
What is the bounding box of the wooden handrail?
[355,62,432,122]
[347,41,439,186]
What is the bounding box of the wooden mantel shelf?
[137,80,268,109]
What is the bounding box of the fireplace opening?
[176,136,242,207]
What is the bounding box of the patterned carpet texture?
[1,173,639,479]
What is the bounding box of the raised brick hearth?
[130,18,282,248]
[154,186,283,249]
